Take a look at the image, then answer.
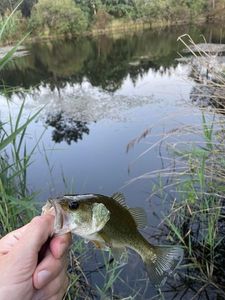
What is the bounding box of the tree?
[102,0,136,18]
[21,0,37,17]
[74,0,102,17]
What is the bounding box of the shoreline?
[0,16,222,47]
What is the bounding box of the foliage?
[104,0,136,18]
[0,0,38,17]
[0,0,225,42]
[185,0,208,18]
[0,0,19,16]
[30,0,88,36]
[0,10,27,43]
[75,0,209,22]
[134,0,207,22]
[92,8,112,30]
[74,0,102,17]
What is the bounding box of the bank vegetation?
[0,0,225,44]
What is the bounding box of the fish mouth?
[42,198,71,235]
[49,199,64,233]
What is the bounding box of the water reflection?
[22,82,156,129]
[45,111,90,144]
[1,24,224,100]
[0,25,210,94]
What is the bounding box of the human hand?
[0,215,71,300]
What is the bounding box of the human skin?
[0,214,71,300]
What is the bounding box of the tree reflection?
[1,24,223,96]
[45,112,90,144]
[0,26,187,94]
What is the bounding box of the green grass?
[64,242,133,299]
[161,104,225,297]
[156,46,225,296]
[0,1,27,45]
[130,116,225,298]
[0,100,44,234]
[0,8,40,235]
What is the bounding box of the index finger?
[13,215,54,256]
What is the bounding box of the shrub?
[30,0,88,36]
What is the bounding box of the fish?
[42,193,183,287]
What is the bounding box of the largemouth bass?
[42,193,183,287]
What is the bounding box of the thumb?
[13,215,54,256]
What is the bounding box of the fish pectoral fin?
[129,207,148,229]
[111,247,128,264]
[92,240,105,249]
[98,232,112,248]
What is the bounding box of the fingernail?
[37,270,51,287]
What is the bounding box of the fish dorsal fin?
[111,192,127,208]
[129,207,147,229]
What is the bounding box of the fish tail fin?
[143,245,184,288]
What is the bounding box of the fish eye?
[68,201,79,210]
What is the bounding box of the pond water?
[0,23,224,299]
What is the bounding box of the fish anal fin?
[98,231,112,248]
[111,192,127,208]
[129,207,147,229]
[143,245,184,287]
[111,247,128,264]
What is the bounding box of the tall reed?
[0,6,40,235]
